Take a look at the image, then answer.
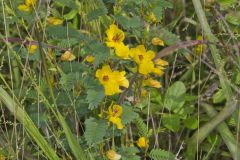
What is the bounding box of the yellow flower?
[85,55,95,63]
[96,65,129,96]
[114,43,129,59]
[147,12,157,23]
[25,0,37,6]
[105,24,125,48]
[154,58,169,66]
[47,17,63,25]
[152,58,169,76]
[108,105,122,117]
[61,51,76,61]
[152,37,164,46]
[143,78,161,88]
[195,35,205,55]
[106,150,121,160]
[28,44,37,54]
[18,4,31,12]
[130,45,155,75]
[109,116,123,129]
[18,0,36,12]
[152,66,164,76]
[137,137,148,148]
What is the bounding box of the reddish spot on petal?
[138,55,144,61]
[103,75,109,81]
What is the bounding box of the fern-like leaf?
[150,149,175,160]
[84,118,107,146]
[134,117,148,137]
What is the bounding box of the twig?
[155,40,206,59]
[0,37,68,51]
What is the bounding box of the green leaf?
[57,111,87,160]
[162,114,180,132]
[114,14,143,29]
[212,89,226,104]
[87,7,108,21]
[46,26,86,40]
[183,117,198,130]
[84,118,107,145]
[219,0,237,8]
[153,6,163,21]
[134,117,148,137]
[150,148,175,160]
[83,40,109,66]
[225,12,240,26]
[54,0,79,9]
[64,10,78,20]
[59,72,81,91]
[121,106,139,125]
[0,87,59,160]
[56,38,79,48]
[164,81,186,111]
[120,146,140,160]
[86,87,104,110]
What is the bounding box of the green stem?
[191,0,233,98]
[202,103,240,160]
[11,58,20,89]
[187,100,238,159]
[0,86,59,160]
[187,1,237,159]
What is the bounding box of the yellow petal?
[104,82,122,95]
[114,43,129,59]
[143,78,161,88]
[47,17,63,25]
[25,0,36,6]
[61,51,76,61]
[105,24,125,48]
[18,4,31,12]
[154,58,169,66]
[147,12,157,23]
[85,55,95,63]
[137,137,148,148]
[152,37,164,46]
[95,65,129,95]
[109,116,123,129]
[138,61,155,75]
[113,71,129,89]
[106,150,121,160]
[108,105,123,117]
[28,44,37,54]
[146,50,156,60]
[152,66,164,76]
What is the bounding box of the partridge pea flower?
[114,43,130,59]
[61,51,76,61]
[108,105,123,130]
[130,45,155,75]
[96,65,129,96]
[28,44,37,54]
[106,150,121,160]
[153,58,169,76]
[85,55,95,63]
[18,0,36,12]
[151,37,164,46]
[108,105,123,117]
[105,24,125,48]
[109,117,123,129]
[46,17,63,25]
[143,78,161,88]
[137,137,149,148]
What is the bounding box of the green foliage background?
[0,0,240,159]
